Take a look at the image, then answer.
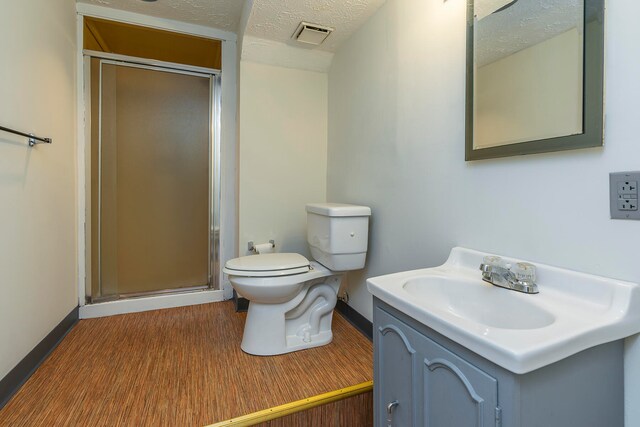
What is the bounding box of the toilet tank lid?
[306,203,371,217]
[224,253,310,273]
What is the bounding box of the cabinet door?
[375,308,420,427]
[419,336,498,427]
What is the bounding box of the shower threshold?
[90,284,211,304]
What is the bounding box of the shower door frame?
[86,51,222,302]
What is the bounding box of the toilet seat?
[223,253,310,277]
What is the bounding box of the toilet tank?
[306,203,371,271]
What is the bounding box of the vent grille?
[292,22,334,46]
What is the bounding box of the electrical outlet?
[617,199,638,211]
[618,181,638,194]
[610,172,640,220]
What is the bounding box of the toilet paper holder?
[248,240,275,253]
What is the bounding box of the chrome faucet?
[479,256,539,294]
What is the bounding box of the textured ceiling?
[244,0,387,53]
[76,0,245,31]
[475,0,517,21]
[476,0,582,66]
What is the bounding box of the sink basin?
[367,247,640,374]
[403,276,555,330]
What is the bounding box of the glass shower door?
[93,60,213,299]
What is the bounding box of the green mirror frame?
[465,0,605,161]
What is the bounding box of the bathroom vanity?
[367,247,640,427]
[374,299,623,426]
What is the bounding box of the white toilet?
[223,203,371,356]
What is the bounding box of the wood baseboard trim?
[335,300,373,341]
[206,380,373,427]
[0,306,79,410]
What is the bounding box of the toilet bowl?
[223,203,371,356]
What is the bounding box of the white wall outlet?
[610,172,640,220]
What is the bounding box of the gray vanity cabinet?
[375,305,498,427]
[373,298,624,427]
[420,336,498,426]
[376,317,415,426]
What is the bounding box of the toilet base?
[241,330,334,356]
[239,276,341,356]
[286,330,333,350]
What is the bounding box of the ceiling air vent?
[292,22,334,46]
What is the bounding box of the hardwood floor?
[0,302,373,426]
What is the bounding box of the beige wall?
[0,0,77,378]
[475,28,583,148]
[239,61,327,257]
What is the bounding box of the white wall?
[327,0,640,424]
[239,61,327,257]
[0,0,77,379]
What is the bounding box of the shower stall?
[86,55,221,302]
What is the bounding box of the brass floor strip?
[206,380,374,427]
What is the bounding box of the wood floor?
[0,302,373,426]
[254,391,373,427]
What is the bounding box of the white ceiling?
[244,0,387,53]
[76,0,245,31]
[77,0,388,54]
[476,0,583,66]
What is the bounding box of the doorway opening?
[83,18,221,303]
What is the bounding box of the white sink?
[367,247,640,374]
[403,276,556,330]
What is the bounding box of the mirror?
[465,0,604,161]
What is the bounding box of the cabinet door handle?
[386,400,399,426]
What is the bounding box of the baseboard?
[0,306,79,410]
[233,290,249,312]
[335,301,373,341]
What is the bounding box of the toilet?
[223,203,371,356]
